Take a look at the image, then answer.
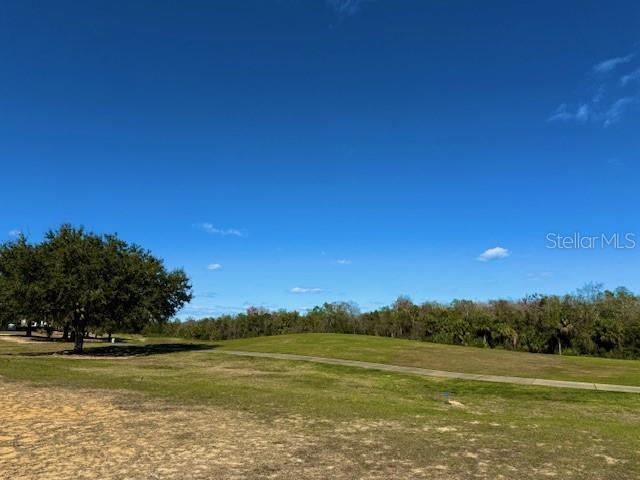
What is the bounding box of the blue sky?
[2,1,639,317]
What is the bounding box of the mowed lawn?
[1,333,639,479]
[218,333,640,386]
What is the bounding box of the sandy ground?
[0,380,448,480]
[0,335,35,343]
[0,333,106,343]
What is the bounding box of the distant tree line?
[0,225,192,352]
[147,284,640,358]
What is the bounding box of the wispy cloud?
[606,157,626,167]
[621,68,640,86]
[549,49,640,127]
[326,0,372,16]
[196,223,245,237]
[207,263,223,271]
[336,258,352,265]
[477,247,510,262]
[547,103,591,123]
[178,304,246,317]
[593,54,634,74]
[603,97,636,126]
[8,229,21,237]
[290,287,325,294]
[528,271,554,280]
[548,98,636,126]
[195,291,217,298]
[592,84,606,103]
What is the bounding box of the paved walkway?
[218,350,640,393]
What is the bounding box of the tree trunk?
[62,323,69,340]
[73,328,84,353]
[26,322,32,337]
[73,317,85,353]
[558,339,562,355]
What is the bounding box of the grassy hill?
[218,333,640,386]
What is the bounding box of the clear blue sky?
[2,1,639,317]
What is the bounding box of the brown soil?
[0,381,447,480]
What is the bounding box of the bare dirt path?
[217,350,640,393]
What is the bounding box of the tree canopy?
[149,286,640,359]
[0,224,192,352]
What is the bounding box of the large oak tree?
[0,224,192,352]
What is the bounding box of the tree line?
[147,284,640,358]
[0,225,192,352]
[3,226,639,358]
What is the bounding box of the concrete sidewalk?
[217,350,640,393]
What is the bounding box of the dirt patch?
[594,454,624,465]
[48,353,134,360]
[0,335,33,344]
[0,380,454,480]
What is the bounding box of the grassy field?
[218,333,640,386]
[1,332,639,479]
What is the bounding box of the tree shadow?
[18,343,220,357]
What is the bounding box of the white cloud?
[290,287,324,294]
[196,223,244,237]
[606,157,625,167]
[178,304,246,317]
[603,97,635,126]
[549,49,639,127]
[548,98,637,127]
[8,229,21,237]
[620,68,640,86]
[593,54,635,74]
[336,259,352,265]
[207,263,223,270]
[326,0,371,16]
[592,84,606,103]
[477,247,510,262]
[528,271,554,280]
[547,103,591,123]
[196,291,217,298]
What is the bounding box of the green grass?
[4,331,640,386]
[1,332,640,478]
[217,333,640,386]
